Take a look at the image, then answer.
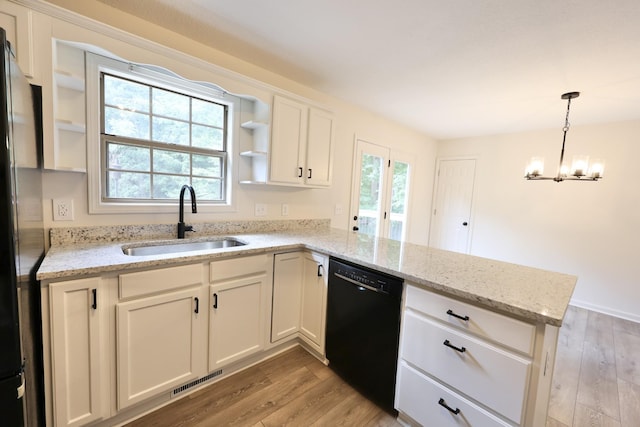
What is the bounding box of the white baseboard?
[570,299,640,323]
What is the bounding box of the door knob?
[353,226,359,231]
[353,215,358,220]
[462,222,468,226]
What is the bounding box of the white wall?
[29,0,436,245]
[436,120,640,321]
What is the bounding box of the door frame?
[428,156,478,254]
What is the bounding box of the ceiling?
[93,0,640,140]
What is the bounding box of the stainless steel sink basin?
[123,238,246,256]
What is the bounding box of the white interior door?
[351,139,413,241]
[429,158,476,253]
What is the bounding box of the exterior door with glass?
[351,139,412,241]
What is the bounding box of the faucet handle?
[185,225,195,233]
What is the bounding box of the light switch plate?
[281,204,289,216]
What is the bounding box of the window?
[86,52,238,214]
[102,74,227,202]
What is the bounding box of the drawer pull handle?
[438,398,460,415]
[446,309,469,321]
[443,339,466,353]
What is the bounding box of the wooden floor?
[127,306,640,427]
[126,345,401,427]
[546,306,640,427]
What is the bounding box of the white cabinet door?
[270,96,307,184]
[305,108,334,187]
[269,95,334,187]
[50,277,107,427]
[271,252,304,342]
[116,287,204,410]
[299,252,327,351]
[209,274,267,370]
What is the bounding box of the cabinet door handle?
[446,309,469,321]
[298,167,303,178]
[91,289,97,310]
[443,339,466,353]
[308,168,312,179]
[438,398,460,415]
[213,293,218,309]
[317,264,324,277]
[194,297,199,314]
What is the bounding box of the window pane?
[192,177,222,201]
[152,88,189,120]
[153,149,189,174]
[105,106,150,139]
[104,75,149,113]
[107,142,150,171]
[107,171,150,198]
[391,161,409,214]
[192,154,221,177]
[152,117,189,146]
[358,153,384,236]
[152,175,187,199]
[192,124,223,150]
[192,98,224,127]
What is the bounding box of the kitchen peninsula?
[37,220,576,426]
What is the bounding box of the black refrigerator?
[0,27,45,426]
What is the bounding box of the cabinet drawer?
[210,254,268,282]
[397,362,512,427]
[119,264,203,299]
[401,310,530,424]
[406,284,535,355]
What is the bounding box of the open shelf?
[55,119,86,133]
[240,150,267,158]
[54,69,85,91]
[240,120,268,130]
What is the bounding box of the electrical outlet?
[255,203,267,217]
[281,204,289,216]
[53,199,74,221]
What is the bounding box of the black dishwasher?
[325,257,403,413]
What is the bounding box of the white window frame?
[86,52,239,214]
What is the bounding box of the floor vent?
[171,369,223,398]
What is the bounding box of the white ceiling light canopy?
[525,92,605,182]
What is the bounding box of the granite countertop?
[37,227,577,326]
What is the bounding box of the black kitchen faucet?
[177,185,197,238]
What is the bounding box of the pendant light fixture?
[525,92,604,182]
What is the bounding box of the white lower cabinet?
[271,251,328,354]
[271,252,304,341]
[49,277,108,427]
[397,284,558,427]
[401,310,530,424]
[397,362,511,427]
[299,252,328,352]
[116,286,205,410]
[209,255,269,370]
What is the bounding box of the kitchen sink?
[122,238,247,256]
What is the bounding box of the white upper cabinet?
[269,95,334,187]
[0,1,34,78]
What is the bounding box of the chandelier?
[525,92,604,182]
